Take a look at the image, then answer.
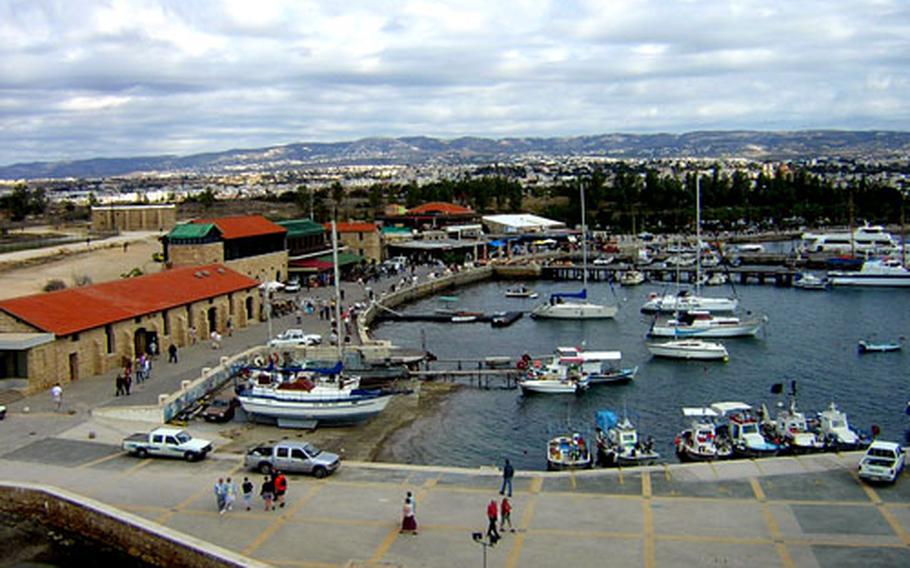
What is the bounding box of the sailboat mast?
[331,220,343,361]
[581,183,588,290]
[696,173,701,295]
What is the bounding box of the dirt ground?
[0,235,163,300]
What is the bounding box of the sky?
[1,0,908,165]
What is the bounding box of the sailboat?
[531,185,618,319]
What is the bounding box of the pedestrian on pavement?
[223,477,237,513]
[211,330,221,349]
[148,337,158,359]
[214,477,226,512]
[168,344,178,363]
[50,383,63,412]
[486,499,501,543]
[141,354,151,381]
[242,477,254,511]
[260,476,275,511]
[273,470,288,508]
[500,497,513,532]
[227,318,234,337]
[400,492,418,535]
[115,374,125,396]
[189,325,198,345]
[123,368,132,396]
[500,459,514,497]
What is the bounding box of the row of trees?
[0,184,47,222]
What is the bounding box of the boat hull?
[647,342,729,360]
[648,320,764,338]
[641,296,738,314]
[829,274,910,287]
[518,380,583,394]
[587,366,638,384]
[531,302,617,319]
[238,392,393,425]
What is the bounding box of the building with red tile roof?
[0,264,262,393]
[378,202,478,231]
[323,221,380,262]
[406,202,474,215]
[163,215,288,283]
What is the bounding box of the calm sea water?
[372,277,910,471]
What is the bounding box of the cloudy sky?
[1,0,908,165]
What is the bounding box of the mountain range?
[2,130,909,180]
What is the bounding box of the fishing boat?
[517,360,589,394]
[646,339,729,361]
[236,368,394,427]
[858,339,902,353]
[648,310,766,338]
[711,402,780,458]
[770,400,825,454]
[547,432,593,470]
[815,402,869,451]
[504,285,538,299]
[531,185,618,320]
[674,407,732,462]
[620,270,645,286]
[553,347,638,385]
[705,272,727,286]
[793,273,829,290]
[594,410,659,467]
[828,258,910,287]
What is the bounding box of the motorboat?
[793,273,829,290]
[674,407,732,462]
[646,339,729,361]
[648,310,766,338]
[801,224,899,255]
[532,185,618,320]
[594,410,659,467]
[705,272,727,286]
[858,339,902,353]
[547,432,593,470]
[505,285,539,299]
[711,402,780,458]
[829,258,910,287]
[517,360,589,394]
[620,270,645,286]
[815,402,869,451]
[552,346,637,385]
[641,290,738,314]
[236,368,394,427]
[770,400,825,454]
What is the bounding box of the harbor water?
[372,277,910,471]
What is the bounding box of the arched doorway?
[134,328,149,357]
[207,307,218,335]
[245,297,254,321]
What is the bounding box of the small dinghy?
[858,339,902,354]
[505,285,538,299]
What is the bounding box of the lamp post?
[471,532,490,568]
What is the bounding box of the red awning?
[289,258,335,271]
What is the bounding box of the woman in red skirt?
[400,492,417,534]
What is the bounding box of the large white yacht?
[828,258,910,287]
[800,224,899,255]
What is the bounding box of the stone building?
[163,215,289,283]
[326,222,381,263]
[0,264,260,394]
[91,204,177,233]
[377,202,477,230]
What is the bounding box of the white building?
[482,214,565,234]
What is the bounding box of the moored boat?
[674,407,732,462]
[648,310,766,338]
[594,410,659,467]
[646,339,729,361]
[769,400,825,454]
[793,272,829,290]
[641,290,738,314]
[505,285,538,299]
[829,258,910,287]
[711,402,780,458]
[553,346,637,385]
[517,359,589,394]
[815,402,869,451]
[547,432,593,470]
[620,270,645,286]
[858,339,902,353]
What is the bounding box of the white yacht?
[801,224,899,255]
[647,339,729,361]
[648,310,765,338]
[828,258,910,287]
[620,270,645,286]
[641,290,738,314]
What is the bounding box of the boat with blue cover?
[594,410,659,467]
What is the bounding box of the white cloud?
[0,0,908,164]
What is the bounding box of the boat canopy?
[550,289,587,300]
[710,401,752,416]
[595,410,619,431]
[682,407,719,417]
[558,350,622,363]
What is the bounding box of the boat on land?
[594,410,659,467]
[505,285,538,299]
[531,185,618,320]
[829,258,910,287]
[648,310,766,338]
[674,407,732,462]
[646,339,729,361]
[793,273,829,290]
[711,402,780,458]
[857,339,902,353]
[547,432,593,470]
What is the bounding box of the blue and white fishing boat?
[711,402,780,458]
[594,410,659,467]
[554,347,637,385]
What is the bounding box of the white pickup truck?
[122,427,213,461]
[268,328,322,348]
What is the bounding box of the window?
[105,324,114,354]
[134,317,141,324]
[71,334,79,342]
[163,310,170,336]
[187,306,194,328]
[152,435,164,444]
[291,449,306,460]
[165,436,178,445]
[276,447,289,458]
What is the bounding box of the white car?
[284,280,301,293]
[858,441,905,484]
[268,329,322,348]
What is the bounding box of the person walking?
[242,477,254,511]
[115,374,125,396]
[148,337,159,359]
[226,318,234,337]
[189,325,198,345]
[260,476,275,511]
[500,497,513,533]
[50,383,63,412]
[214,478,226,513]
[400,492,418,535]
[223,477,237,513]
[141,354,151,381]
[486,499,501,544]
[168,344,178,363]
[500,459,514,497]
[211,330,221,350]
[273,470,288,508]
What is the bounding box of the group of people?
[215,470,288,514]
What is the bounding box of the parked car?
[245,441,341,478]
[268,329,322,348]
[202,396,239,423]
[858,441,905,484]
[284,279,301,293]
[122,427,213,461]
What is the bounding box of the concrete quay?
[0,441,908,567]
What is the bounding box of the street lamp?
[471,532,492,568]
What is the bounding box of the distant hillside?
[2,130,909,180]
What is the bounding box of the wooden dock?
[540,263,801,287]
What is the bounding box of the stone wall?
[91,205,177,233]
[226,250,289,283]
[337,231,382,262]
[0,482,267,568]
[169,242,225,268]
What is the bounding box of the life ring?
[252,356,265,367]
[516,359,528,370]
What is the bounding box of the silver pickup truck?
[244,441,340,478]
[122,427,213,461]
